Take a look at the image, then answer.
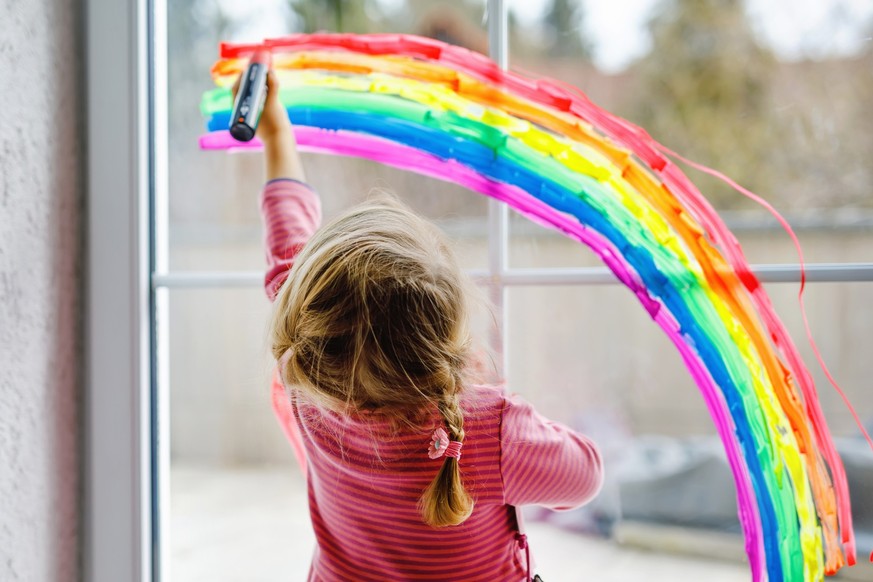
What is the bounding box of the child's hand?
[231,69,292,144]
[232,65,306,181]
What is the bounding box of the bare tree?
[286,0,387,33]
[629,0,781,209]
[542,0,592,59]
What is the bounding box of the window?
[86,1,873,580]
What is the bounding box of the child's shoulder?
[456,385,507,448]
[460,384,509,421]
[462,385,544,426]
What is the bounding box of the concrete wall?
[0,1,83,580]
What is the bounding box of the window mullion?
[151,263,873,290]
[487,0,510,380]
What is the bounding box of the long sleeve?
[260,178,321,302]
[500,393,604,511]
[263,179,319,472]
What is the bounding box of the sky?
[222,0,873,74]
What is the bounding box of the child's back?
[298,384,511,580]
[294,382,602,581]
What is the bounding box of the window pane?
[507,282,873,432]
[760,281,873,435]
[507,282,873,576]
[165,2,491,578]
[507,286,704,433]
[166,287,312,579]
[167,0,489,272]
[506,0,873,267]
[166,281,873,579]
[165,281,496,579]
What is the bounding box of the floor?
[170,464,757,581]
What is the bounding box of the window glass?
[507,282,873,434]
[167,281,873,577]
[760,281,873,434]
[164,281,498,577]
[507,0,873,267]
[507,282,873,568]
[167,0,490,272]
[507,285,705,433]
[161,0,873,578]
[166,287,312,579]
[165,2,490,576]
[507,211,873,271]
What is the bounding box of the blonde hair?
[270,196,474,527]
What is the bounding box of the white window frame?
[85,0,873,579]
[84,0,154,580]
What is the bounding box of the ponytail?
[418,397,474,527]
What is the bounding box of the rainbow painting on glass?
[199,33,870,582]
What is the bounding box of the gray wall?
[0,1,82,580]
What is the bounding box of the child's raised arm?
[232,68,321,301]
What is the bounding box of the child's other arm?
[499,395,604,511]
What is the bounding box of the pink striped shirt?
[261,179,604,581]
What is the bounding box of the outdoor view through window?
[161,1,873,579]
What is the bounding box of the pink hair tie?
[428,428,462,460]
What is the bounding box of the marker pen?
[229,50,272,142]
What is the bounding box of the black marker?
[229,51,272,142]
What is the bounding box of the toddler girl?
[242,69,604,582]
